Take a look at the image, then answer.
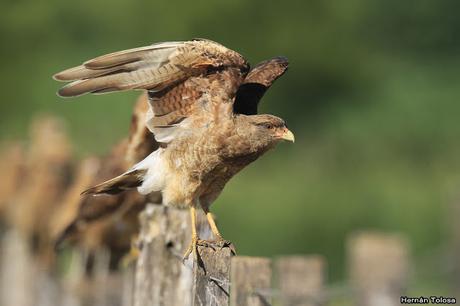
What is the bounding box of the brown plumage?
[0,142,25,222]
[54,39,294,260]
[5,115,73,267]
[50,157,101,244]
[53,141,144,251]
[53,94,158,252]
[9,115,73,237]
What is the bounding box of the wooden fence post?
[132,204,232,306]
[347,231,410,306]
[275,255,326,306]
[0,230,35,306]
[193,245,232,306]
[230,256,272,306]
[60,249,88,306]
[122,264,136,306]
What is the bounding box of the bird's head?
[242,114,295,148]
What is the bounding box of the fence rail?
[0,202,417,306]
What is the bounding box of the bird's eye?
[265,124,274,129]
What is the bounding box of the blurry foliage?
[1,0,460,285]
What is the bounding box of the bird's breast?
[160,123,262,207]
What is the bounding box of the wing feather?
[54,39,249,143]
[83,42,182,69]
[54,42,196,97]
[234,56,288,115]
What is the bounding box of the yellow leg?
[190,205,198,240]
[202,206,236,254]
[203,207,223,239]
[183,205,236,262]
[121,235,141,268]
[182,206,199,262]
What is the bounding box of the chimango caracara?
[54,39,294,260]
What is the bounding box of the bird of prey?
[0,142,25,223]
[7,115,73,267]
[54,39,294,260]
[52,94,158,255]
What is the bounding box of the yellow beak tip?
[281,130,295,143]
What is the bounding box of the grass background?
[1,0,460,296]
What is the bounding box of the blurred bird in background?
[51,94,158,266]
[0,142,26,225]
[5,115,73,268]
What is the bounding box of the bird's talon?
[217,238,237,254]
[121,236,142,268]
[182,236,201,263]
[182,237,236,263]
[181,239,215,264]
[197,239,216,251]
[224,241,236,254]
[182,246,193,263]
[121,249,139,268]
[206,238,236,254]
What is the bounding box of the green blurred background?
[2,0,460,293]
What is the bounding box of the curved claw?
[182,237,236,263]
[215,238,236,255]
[182,237,207,263]
[182,238,197,263]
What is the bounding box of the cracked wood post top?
[132,204,232,306]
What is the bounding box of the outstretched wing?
[233,56,288,115]
[54,39,249,144]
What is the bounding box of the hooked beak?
[279,128,295,143]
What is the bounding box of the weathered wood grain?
[348,231,410,306]
[133,204,232,306]
[193,245,232,306]
[230,256,272,306]
[0,230,35,306]
[122,264,136,306]
[276,255,326,306]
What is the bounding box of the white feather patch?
[131,148,168,195]
[145,105,194,143]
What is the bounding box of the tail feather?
[54,220,79,251]
[82,169,147,196]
